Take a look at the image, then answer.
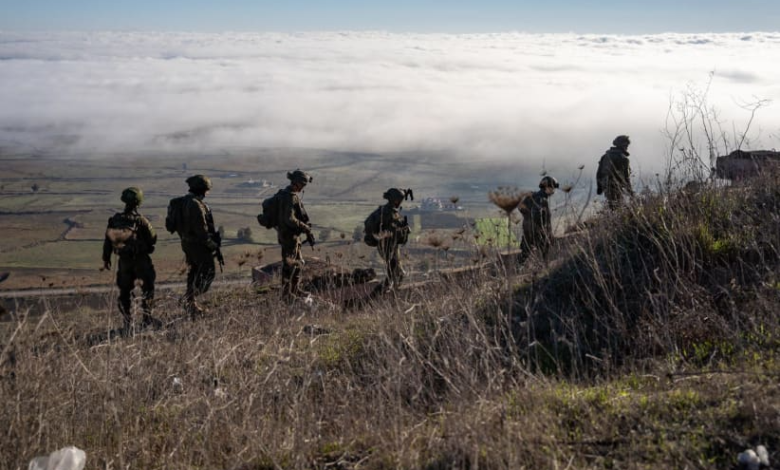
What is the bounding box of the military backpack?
[165,196,188,235]
[106,215,141,256]
[363,206,383,247]
[257,190,283,230]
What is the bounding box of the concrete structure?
[715,150,780,180]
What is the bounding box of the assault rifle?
[212,231,225,273]
[305,231,316,250]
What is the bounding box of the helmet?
[383,188,414,201]
[120,187,143,206]
[287,169,313,185]
[383,188,405,201]
[539,176,560,189]
[186,175,212,191]
[613,135,631,147]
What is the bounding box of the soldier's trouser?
[605,184,625,211]
[280,238,303,299]
[378,242,404,288]
[116,254,156,325]
[182,243,216,302]
[519,226,551,262]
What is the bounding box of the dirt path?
[0,278,249,299]
[330,171,382,198]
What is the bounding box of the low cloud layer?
[1,31,778,174]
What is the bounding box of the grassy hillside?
[1,174,778,469]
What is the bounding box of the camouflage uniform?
[597,136,633,210]
[277,184,311,300]
[179,193,219,310]
[102,204,158,329]
[376,202,408,289]
[519,189,553,260]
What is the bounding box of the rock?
[172,377,183,393]
[302,324,331,336]
[28,446,86,470]
[738,449,760,470]
[756,445,769,467]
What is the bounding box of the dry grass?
[1,176,780,469]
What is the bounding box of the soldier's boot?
[141,315,163,329]
[117,295,133,336]
[181,289,204,320]
[184,298,205,320]
[281,289,297,305]
[281,274,302,304]
[140,298,162,329]
[189,302,205,320]
[369,282,386,299]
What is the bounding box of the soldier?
[369,188,411,293]
[177,175,223,317]
[518,176,558,262]
[277,169,314,302]
[102,187,161,333]
[596,135,634,210]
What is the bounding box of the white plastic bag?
[28,446,86,470]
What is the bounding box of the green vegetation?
[475,217,519,248]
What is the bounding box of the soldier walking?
[518,176,558,263]
[277,170,314,302]
[174,175,223,317]
[596,135,634,210]
[366,188,411,293]
[102,187,161,333]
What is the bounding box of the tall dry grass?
[516,172,780,376]
[1,175,779,469]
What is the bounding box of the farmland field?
[1,146,579,292]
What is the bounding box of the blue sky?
[2,0,779,33]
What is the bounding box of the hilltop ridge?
[1,174,779,469]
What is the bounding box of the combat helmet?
[539,176,560,189]
[287,169,313,185]
[186,175,212,192]
[121,187,144,206]
[383,188,414,202]
[613,135,631,148]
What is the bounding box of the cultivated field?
[1,146,568,293]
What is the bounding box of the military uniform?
[519,189,553,260]
[376,202,408,289]
[277,185,311,300]
[180,193,219,308]
[597,137,633,210]
[102,207,157,329]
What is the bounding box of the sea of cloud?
[0,31,778,175]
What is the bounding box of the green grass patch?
[474,217,519,248]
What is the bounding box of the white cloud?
[0,31,778,176]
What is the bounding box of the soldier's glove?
[206,239,219,252]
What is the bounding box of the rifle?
[299,210,316,250]
[396,216,411,245]
[211,231,225,273]
[305,231,316,250]
[215,247,225,272]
